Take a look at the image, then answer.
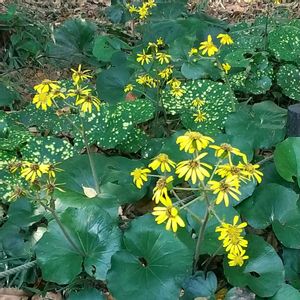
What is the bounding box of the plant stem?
[38,199,85,256]
[257,154,273,165]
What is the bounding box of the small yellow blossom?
[149,153,176,172]
[21,162,49,183]
[71,65,92,84]
[192,97,205,107]
[193,110,207,123]
[50,87,66,100]
[152,176,173,204]
[167,78,181,88]
[7,160,23,173]
[145,0,156,8]
[273,0,281,5]
[208,176,241,207]
[124,84,134,93]
[156,37,164,46]
[152,195,185,232]
[170,85,185,98]
[238,162,263,183]
[158,66,173,79]
[147,42,158,52]
[228,249,249,267]
[136,49,153,65]
[216,164,247,181]
[138,4,149,19]
[176,131,214,153]
[130,168,151,189]
[32,93,53,111]
[127,4,138,13]
[217,33,234,45]
[199,35,218,56]
[34,79,60,94]
[222,63,231,74]
[156,52,172,64]
[75,94,101,113]
[68,85,91,101]
[176,153,212,184]
[210,143,246,163]
[188,47,198,56]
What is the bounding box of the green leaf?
[238,183,300,248]
[56,154,149,208]
[269,284,300,299]
[268,26,300,62]
[48,19,97,66]
[107,215,194,300]
[277,64,300,100]
[225,101,287,149]
[96,65,133,104]
[224,234,284,298]
[67,288,105,300]
[274,137,300,187]
[282,248,300,289]
[181,60,217,80]
[161,80,234,134]
[36,206,121,284]
[182,271,217,300]
[21,136,74,163]
[0,83,19,106]
[0,126,31,151]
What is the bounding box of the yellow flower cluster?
[126,0,156,20]
[216,216,249,267]
[32,65,101,113]
[188,33,233,74]
[191,97,207,123]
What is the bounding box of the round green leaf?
[67,288,105,300]
[107,215,194,300]
[268,26,300,62]
[238,183,300,248]
[36,206,121,284]
[274,137,300,187]
[224,234,284,298]
[269,284,300,300]
[225,101,287,149]
[277,64,300,100]
[282,248,300,289]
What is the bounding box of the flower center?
[167,207,178,217]
[220,143,233,151]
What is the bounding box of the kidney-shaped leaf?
[107,215,194,300]
[36,206,121,284]
[224,235,284,298]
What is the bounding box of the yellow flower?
[193,110,207,123]
[75,94,101,113]
[149,153,176,172]
[156,37,164,46]
[147,42,158,52]
[199,35,218,56]
[217,33,234,45]
[152,195,185,232]
[222,63,231,74]
[136,75,148,85]
[274,0,281,4]
[21,162,49,183]
[124,84,134,93]
[228,249,249,267]
[145,0,156,8]
[167,78,181,88]
[127,4,137,13]
[238,162,263,183]
[176,153,212,184]
[71,65,92,84]
[68,85,91,101]
[210,143,246,162]
[130,168,151,189]
[47,163,62,178]
[137,49,153,65]
[156,52,172,64]
[216,164,247,181]
[170,85,185,98]
[158,66,173,79]
[7,160,23,173]
[138,4,149,19]
[208,176,241,207]
[176,131,214,153]
[32,93,53,111]
[50,87,66,100]
[188,47,198,56]
[216,216,248,255]
[192,97,205,107]
[34,79,60,94]
[152,176,173,204]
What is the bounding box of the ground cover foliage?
[1,0,300,299]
